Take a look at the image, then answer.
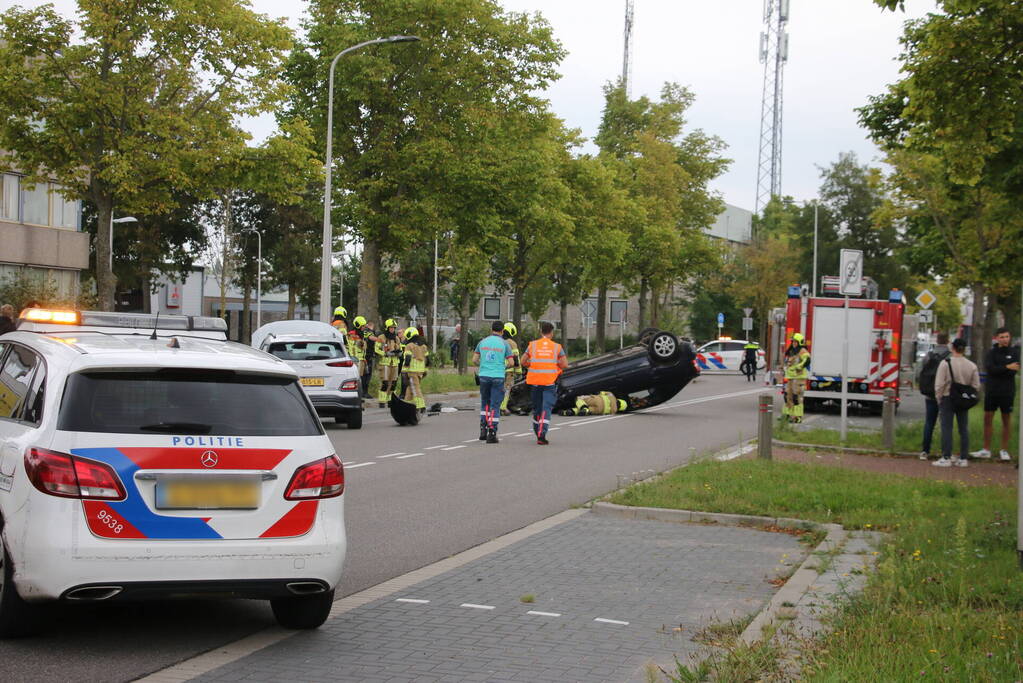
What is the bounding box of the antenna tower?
[622,0,635,96]
[755,0,789,217]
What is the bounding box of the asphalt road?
[0,373,769,682]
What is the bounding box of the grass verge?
[608,459,1022,681]
[775,391,1020,455]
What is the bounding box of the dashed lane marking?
[460,603,495,610]
[396,452,424,459]
[527,610,561,617]
[594,618,630,625]
[463,438,480,443]
[342,461,356,465]
[345,462,375,469]
[441,445,466,451]
[395,598,430,604]
[424,444,449,450]
[376,452,405,459]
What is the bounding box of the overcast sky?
[19,0,937,210]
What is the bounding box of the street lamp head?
[384,35,421,44]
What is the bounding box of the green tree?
[285,0,565,325]
[0,2,293,309]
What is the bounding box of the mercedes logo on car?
[200,450,219,468]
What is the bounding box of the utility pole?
[622,0,635,96]
[755,0,790,217]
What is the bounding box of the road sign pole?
[841,295,849,442]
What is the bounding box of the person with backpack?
[932,337,980,468]
[917,332,950,460]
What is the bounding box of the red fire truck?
[783,284,906,414]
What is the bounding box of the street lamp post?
[244,228,262,330]
[431,238,453,353]
[319,35,421,322]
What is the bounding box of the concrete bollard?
[758,393,773,460]
[882,388,896,453]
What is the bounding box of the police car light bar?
[20,308,227,333]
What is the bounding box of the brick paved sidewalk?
[190,514,805,683]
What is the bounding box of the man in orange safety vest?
[520,321,568,445]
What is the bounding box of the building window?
[49,185,78,229]
[483,297,501,320]
[21,181,49,226]
[610,300,628,324]
[1,174,18,221]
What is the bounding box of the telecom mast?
[622,0,635,96]
[755,0,789,216]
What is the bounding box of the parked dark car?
[506,329,699,415]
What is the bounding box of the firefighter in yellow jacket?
[562,391,628,416]
[375,319,402,407]
[402,326,429,412]
[331,306,348,335]
[783,332,811,423]
[499,322,522,415]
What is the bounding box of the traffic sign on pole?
[839,249,863,296]
[918,309,933,324]
[717,312,725,325]
[915,289,937,309]
[743,307,753,317]
[742,317,754,331]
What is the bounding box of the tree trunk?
[457,290,470,375]
[141,270,152,314]
[358,238,382,324]
[559,299,568,347]
[638,278,649,331]
[970,282,987,364]
[512,284,524,332]
[218,194,233,320]
[980,292,998,369]
[242,284,252,344]
[94,193,115,310]
[596,284,608,354]
[287,285,296,319]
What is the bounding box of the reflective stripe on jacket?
[525,337,563,386]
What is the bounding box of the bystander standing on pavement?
[472,321,513,444]
[0,304,15,335]
[971,327,1019,462]
[521,321,568,445]
[449,323,461,368]
[933,337,980,468]
[917,332,950,460]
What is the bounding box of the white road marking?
[527,610,561,617]
[463,438,480,443]
[342,461,356,465]
[514,433,532,438]
[376,452,405,459]
[548,427,560,431]
[501,432,522,437]
[395,598,430,604]
[424,445,449,450]
[345,462,375,469]
[397,452,424,459]
[442,445,467,451]
[594,618,630,625]
[460,603,495,610]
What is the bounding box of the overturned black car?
[506,329,700,415]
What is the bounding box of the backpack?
[945,358,979,410]
[918,351,945,398]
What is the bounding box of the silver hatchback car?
[252,321,363,429]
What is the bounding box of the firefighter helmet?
[353,315,367,328]
[385,318,397,329]
[503,322,517,337]
[333,306,347,318]
[403,327,417,341]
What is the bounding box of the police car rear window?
[57,370,323,436]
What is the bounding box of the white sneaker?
[971,448,991,459]
[918,452,929,461]
[999,450,1012,462]
[932,457,952,468]
[953,458,968,468]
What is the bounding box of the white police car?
[695,338,766,374]
[0,309,345,636]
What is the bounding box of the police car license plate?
[156,477,260,510]
[300,377,325,387]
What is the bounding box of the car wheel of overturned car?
[270,588,335,630]
[647,331,680,364]
[0,541,41,638]
[638,327,659,345]
[344,409,363,429]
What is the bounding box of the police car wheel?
[0,542,41,638]
[345,410,363,430]
[648,332,680,363]
[271,588,335,629]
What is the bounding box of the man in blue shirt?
[473,320,513,444]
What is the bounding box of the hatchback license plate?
[300,377,325,387]
[156,478,260,510]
